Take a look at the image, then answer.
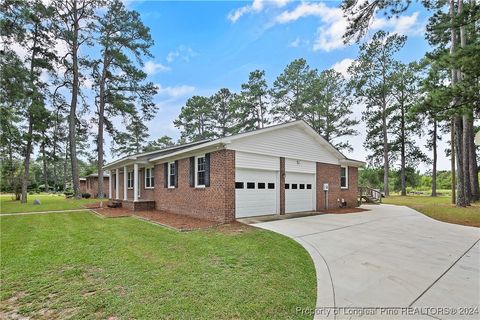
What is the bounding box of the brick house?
[104,120,365,222]
[80,173,110,198]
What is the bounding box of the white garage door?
[285,172,315,213]
[235,168,278,218]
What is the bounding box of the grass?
[0,212,316,319]
[383,195,480,227]
[0,193,102,214]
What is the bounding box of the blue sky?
[105,0,448,171]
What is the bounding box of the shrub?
[82,193,91,199]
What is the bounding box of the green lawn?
[0,212,316,319]
[0,193,102,214]
[383,195,480,227]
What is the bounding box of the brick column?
[224,150,236,222]
[280,157,285,215]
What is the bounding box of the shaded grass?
[383,195,480,227]
[0,212,316,319]
[0,194,102,214]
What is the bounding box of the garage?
[235,168,278,218]
[285,172,315,213]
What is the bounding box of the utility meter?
[323,183,329,191]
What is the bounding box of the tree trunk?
[21,23,40,203]
[69,3,81,199]
[41,135,48,193]
[97,55,109,199]
[431,118,437,197]
[451,120,456,204]
[400,99,406,196]
[468,117,479,201]
[382,101,389,197]
[21,116,33,203]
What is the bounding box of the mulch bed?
[134,210,220,231]
[319,207,371,214]
[92,207,220,231]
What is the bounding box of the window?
[306,184,312,189]
[292,184,298,189]
[268,183,275,189]
[341,166,348,188]
[235,182,244,189]
[127,172,134,189]
[196,156,206,187]
[300,184,305,189]
[247,182,255,189]
[285,184,290,189]
[258,182,266,189]
[145,168,155,188]
[168,162,175,188]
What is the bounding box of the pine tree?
[236,70,270,131]
[91,0,156,198]
[305,69,359,152]
[210,88,238,137]
[349,31,406,196]
[174,96,214,142]
[270,58,316,122]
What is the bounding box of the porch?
[108,199,156,211]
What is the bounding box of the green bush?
[82,193,91,199]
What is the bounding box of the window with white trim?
[340,166,348,189]
[196,156,206,187]
[127,171,134,189]
[168,162,175,188]
[145,167,154,188]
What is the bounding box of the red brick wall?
[153,149,236,223]
[86,177,109,198]
[316,163,358,210]
[80,180,86,194]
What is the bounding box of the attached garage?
[235,168,278,218]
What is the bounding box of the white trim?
[133,163,139,202]
[115,169,119,199]
[167,162,175,188]
[340,166,349,189]
[144,167,155,189]
[123,166,127,200]
[108,172,112,198]
[195,155,206,188]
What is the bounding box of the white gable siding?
[227,126,339,164]
[285,158,316,173]
[235,151,279,170]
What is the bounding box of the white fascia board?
[149,142,227,164]
[339,159,366,167]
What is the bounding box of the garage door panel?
[285,172,315,213]
[235,168,278,218]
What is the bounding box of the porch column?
[134,163,139,202]
[123,166,127,200]
[115,168,119,199]
[108,170,112,199]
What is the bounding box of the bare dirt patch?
[213,222,253,234]
[319,207,370,214]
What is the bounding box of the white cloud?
[289,37,300,47]
[274,2,422,52]
[155,84,195,98]
[143,61,170,76]
[228,0,289,23]
[331,58,354,78]
[166,45,197,63]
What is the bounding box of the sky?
[101,0,450,172]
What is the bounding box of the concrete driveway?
[253,205,480,320]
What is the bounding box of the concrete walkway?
[253,205,480,320]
